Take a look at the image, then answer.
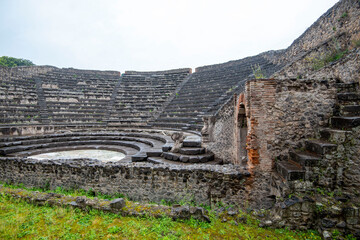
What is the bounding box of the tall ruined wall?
[245,78,337,162]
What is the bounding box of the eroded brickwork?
[245,79,276,171]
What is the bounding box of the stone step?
[339,105,360,116]
[159,112,201,118]
[305,140,337,155]
[337,93,360,102]
[155,117,202,124]
[179,147,205,155]
[147,157,164,164]
[289,150,322,167]
[162,144,173,152]
[146,150,163,157]
[320,128,352,144]
[0,139,145,155]
[131,152,148,162]
[163,108,209,114]
[276,161,305,181]
[183,137,202,148]
[331,116,360,129]
[162,152,214,163]
[151,122,190,129]
[335,82,359,93]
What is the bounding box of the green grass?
[0,192,322,240]
[312,49,349,71]
[1,182,126,200]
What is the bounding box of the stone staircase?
[108,70,190,127]
[276,81,360,190]
[131,135,216,164]
[104,75,123,122]
[34,78,50,124]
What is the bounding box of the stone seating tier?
[0,130,214,165]
[108,71,190,126]
[152,55,282,130]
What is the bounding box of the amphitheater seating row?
[0,67,41,124]
[151,55,283,131]
[0,54,282,131]
[107,69,191,127]
[36,68,120,124]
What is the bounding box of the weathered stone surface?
[0,157,249,206]
[110,198,126,210]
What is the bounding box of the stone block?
[110,198,126,210]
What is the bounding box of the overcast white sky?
[0,0,339,72]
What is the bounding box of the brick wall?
[245,79,277,172]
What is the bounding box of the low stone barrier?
[0,157,250,206]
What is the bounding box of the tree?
[0,56,35,67]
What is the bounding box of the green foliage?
[309,38,349,71]
[353,39,360,48]
[0,56,34,67]
[1,182,126,200]
[340,12,348,19]
[0,194,322,240]
[251,64,266,79]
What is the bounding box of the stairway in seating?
[34,78,50,124]
[276,81,360,187]
[105,75,123,123]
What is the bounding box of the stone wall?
[274,0,360,80]
[0,125,54,136]
[307,48,360,83]
[245,78,337,163]
[8,65,57,77]
[277,0,360,66]
[0,157,250,206]
[1,65,56,81]
[202,95,237,164]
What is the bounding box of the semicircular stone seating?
[0,129,216,165]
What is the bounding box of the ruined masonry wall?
[245,80,276,171]
[245,78,337,164]
[278,0,360,65]
[203,96,237,164]
[0,158,249,206]
[9,66,57,77]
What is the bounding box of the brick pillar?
[245,79,277,172]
